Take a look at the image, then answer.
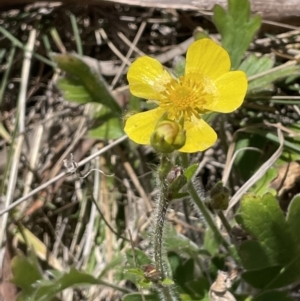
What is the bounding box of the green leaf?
[161,278,174,286]
[56,77,93,104]
[181,293,210,301]
[88,115,124,139]
[203,228,219,256]
[122,267,154,290]
[11,252,43,295]
[185,276,209,299]
[164,227,208,258]
[241,266,283,289]
[213,0,261,69]
[172,56,186,77]
[238,241,271,269]
[251,167,277,196]
[125,248,152,267]
[86,103,124,140]
[286,194,300,248]
[54,53,120,112]
[251,290,294,301]
[175,258,195,285]
[236,193,300,288]
[123,293,159,301]
[236,193,295,265]
[34,267,101,301]
[184,164,198,182]
[239,54,274,77]
[248,63,300,93]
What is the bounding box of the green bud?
[150,114,186,153]
[210,181,230,210]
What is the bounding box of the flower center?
[159,74,213,120]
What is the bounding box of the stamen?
[159,75,208,120]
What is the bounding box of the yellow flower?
[124,38,247,153]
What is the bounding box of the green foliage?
[123,293,159,301]
[233,132,267,181]
[248,63,300,93]
[203,228,219,256]
[168,253,209,300]
[213,0,261,69]
[11,251,43,296]
[251,291,293,301]
[236,193,300,289]
[172,56,186,77]
[55,54,120,111]
[164,227,209,258]
[125,248,152,267]
[11,252,123,301]
[251,167,277,196]
[184,164,198,182]
[239,54,274,78]
[88,105,124,140]
[55,54,124,139]
[31,268,101,301]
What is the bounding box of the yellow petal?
[124,108,165,145]
[127,56,172,100]
[204,71,247,113]
[185,39,230,80]
[179,117,217,153]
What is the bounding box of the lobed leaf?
[213,0,261,69]
[236,193,300,288]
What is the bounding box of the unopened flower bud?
[167,166,187,194]
[210,182,230,210]
[150,114,186,153]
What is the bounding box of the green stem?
[181,153,230,251]
[154,181,170,277]
[154,154,172,277]
[188,181,230,251]
[217,211,232,235]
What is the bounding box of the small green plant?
[2,0,300,300]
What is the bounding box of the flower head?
[124,38,247,153]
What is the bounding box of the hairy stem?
[154,155,180,301]
[154,154,172,277]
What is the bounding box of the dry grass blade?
[0,29,36,242]
[0,135,128,217]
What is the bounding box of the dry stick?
[81,147,99,269]
[155,36,194,64]
[22,125,44,196]
[0,135,128,217]
[111,20,147,88]
[70,181,87,255]
[255,27,300,46]
[225,128,284,216]
[99,28,129,64]
[118,32,145,56]
[89,35,194,77]
[0,29,37,242]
